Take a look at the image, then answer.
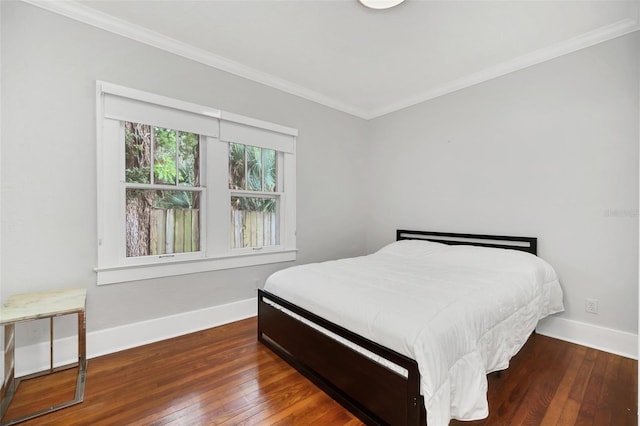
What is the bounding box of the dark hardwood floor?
[3,317,636,425]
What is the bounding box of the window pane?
[178,131,199,186]
[125,122,151,184]
[154,127,178,185]
[229,143,245,190]
[246,146,262,191]
[126,189,200,257]
[263,149,276,192]
[230,196,278,249]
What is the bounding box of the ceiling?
[30,0,640,119]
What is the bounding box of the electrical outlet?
[585,298,599,314]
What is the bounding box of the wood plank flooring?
[2,317,636,425]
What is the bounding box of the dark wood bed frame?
[257,230,538,425]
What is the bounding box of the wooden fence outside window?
[150,208,200,254]
[144,208,277,254]
[231,210,278,249]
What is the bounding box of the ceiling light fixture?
[358,0,406,10]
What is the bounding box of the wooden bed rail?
[258,290,424,425]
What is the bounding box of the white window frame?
[95,82,297,285]
[228,143,283,252]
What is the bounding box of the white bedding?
[264,239,564,426]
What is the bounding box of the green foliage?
[125,166,150,184]
[126,189,196,209]
[125,122,200,211]
[228,143,277,213]
[153,127,177,184]
[155,191,195,209]
[125,122,151,184]
[125,123,278,215]
[229,143,246,189]
[246,145,262,191]
[263,149,276,192]
[179,131,199,186]
[154,159,177,184]
[231,196,276,213]
[125,122,199,187]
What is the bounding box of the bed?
[257,230,564,425]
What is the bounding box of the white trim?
[14,297,257,377]
[637,47,640,415]
[221,111,297,137]
[0,0,4,385]
[219,119,295,153]
[22,0,366,119]
[100,81,221,120]
[13,300,636,378]
[536,315,638,360]
[95,250,296,285]
[366,18,640,119]
[21,1,640,120]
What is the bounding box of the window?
[125,123,203,257]
[229,143,280,249]
[96,82,297,285]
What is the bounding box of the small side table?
[0,288,87,426]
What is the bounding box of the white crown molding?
[21,0,370,119]
[21,1,640,121]
[365,18,640,119]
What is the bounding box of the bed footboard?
[258,290,424,425]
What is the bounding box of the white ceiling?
[31,0,640,119]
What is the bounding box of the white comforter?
[264,240,564,426]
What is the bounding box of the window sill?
[95,249,297,285]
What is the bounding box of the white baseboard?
[14,297,257,377]
[536,316,638,360]
[12,299,636,377]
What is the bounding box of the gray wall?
[0,2,369,343]
[366,32,639,334]
[1,1,638,350]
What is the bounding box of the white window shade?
[219,120,295,153]
[100,83,219,137]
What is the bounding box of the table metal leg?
[0,324,15,421]
[0,311,87,426]
[49,318,54,373]
[76,310,86,401]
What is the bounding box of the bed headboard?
[396,230,538,256]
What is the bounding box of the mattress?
[263,239,564,426]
